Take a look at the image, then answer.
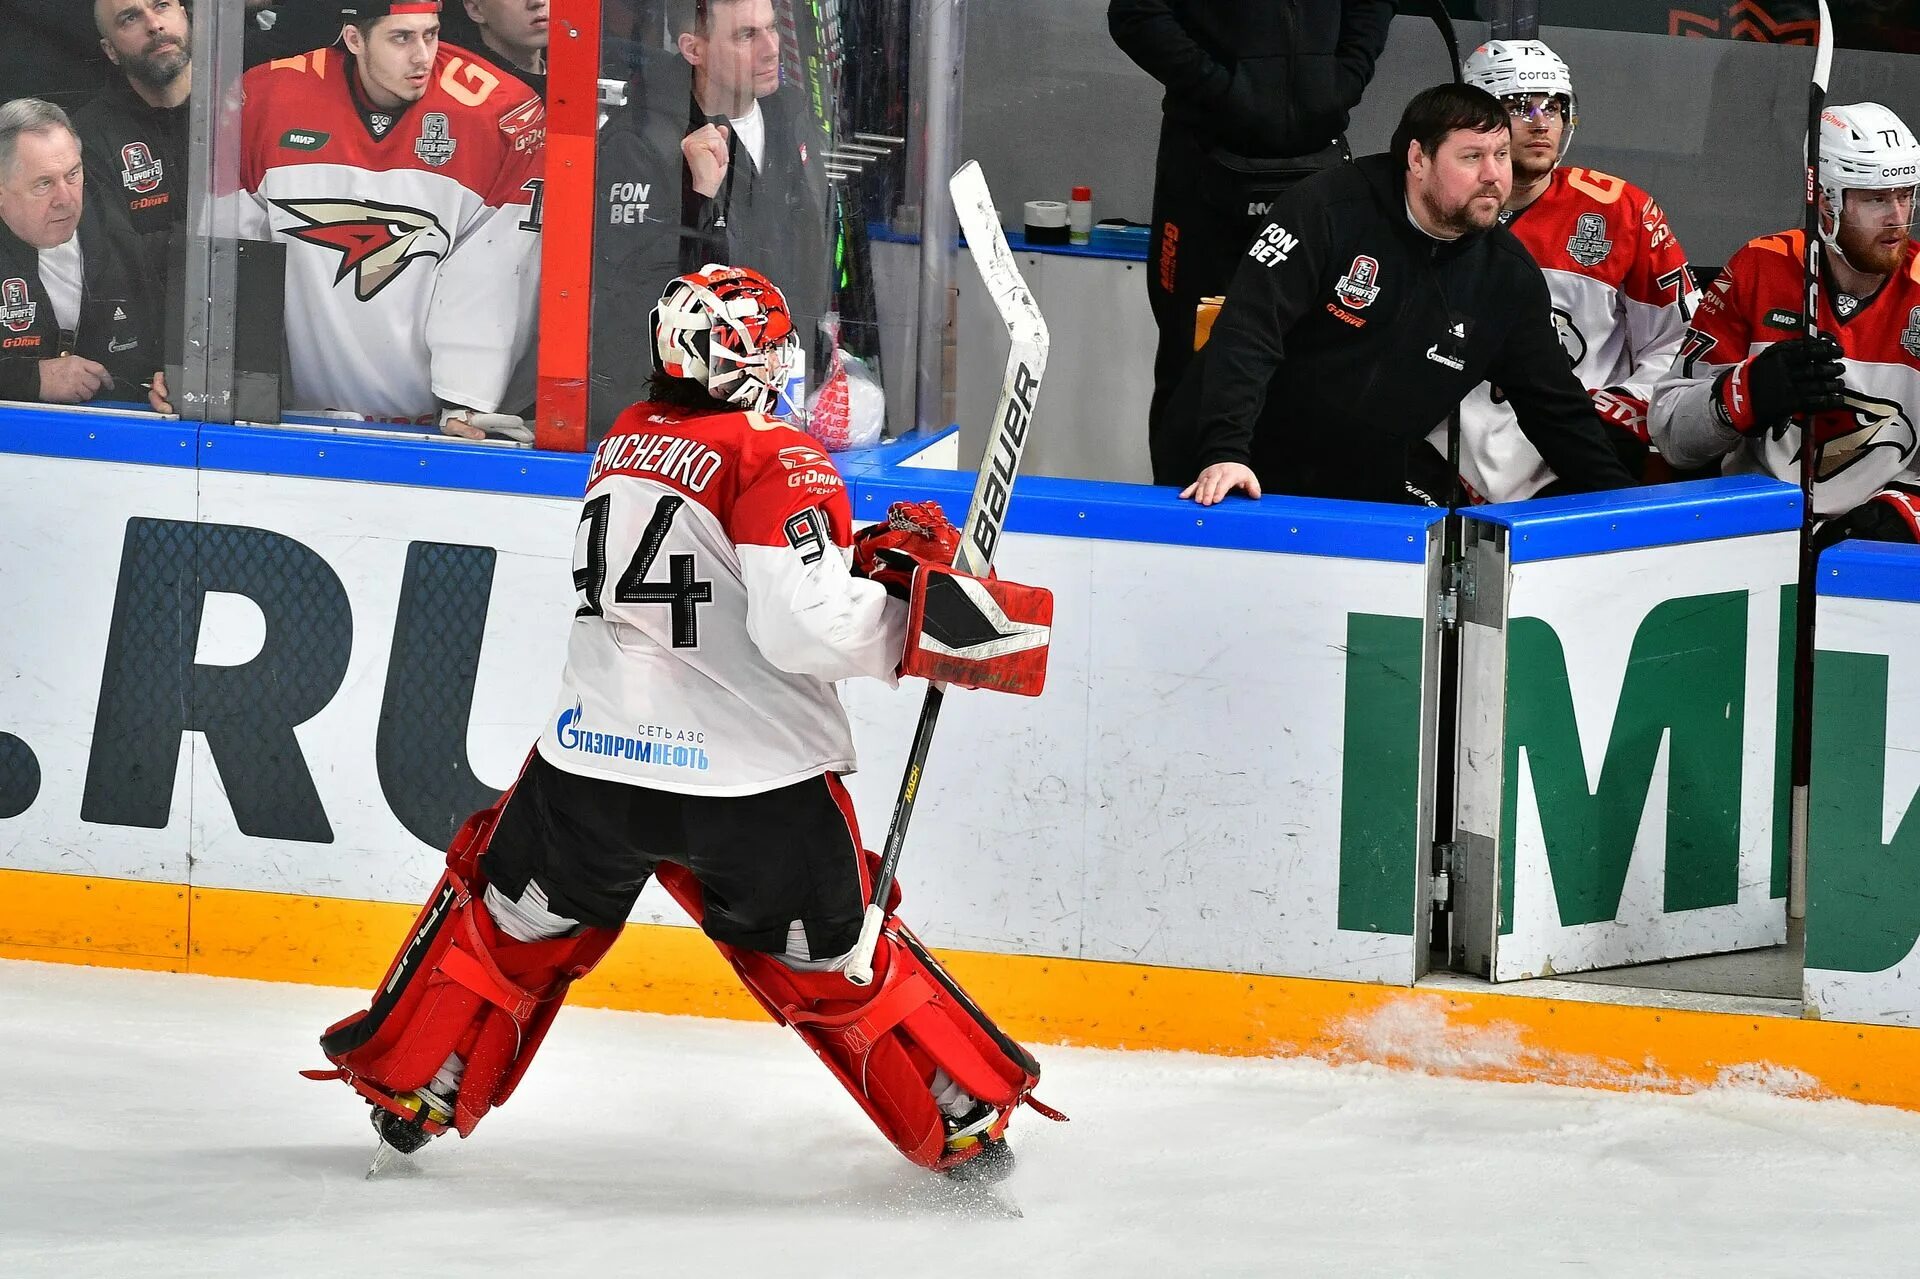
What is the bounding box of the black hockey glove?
[1712,334,1846,433]
[1812,486,1920,554]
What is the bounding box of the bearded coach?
[1166,83,1636,505]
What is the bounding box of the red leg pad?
[653,861,1060,1172]
[304,801,621,1137]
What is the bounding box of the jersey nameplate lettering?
[590,431,725,493]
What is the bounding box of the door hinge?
[1430,841,1458,909]
[1437,557,1475,631]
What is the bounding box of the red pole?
[533,0,601,452]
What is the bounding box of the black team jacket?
[590,69,830,433]
[73,75,190,283]
[1109,0,1395,159]
[1169,153,1636,502]
[0,186,160,405]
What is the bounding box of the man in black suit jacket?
[591,0,830,435]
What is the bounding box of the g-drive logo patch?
[556,703,710,772]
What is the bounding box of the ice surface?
[3,959,1918,1278]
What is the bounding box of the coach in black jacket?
[589,20,831,436]
[1111,0,1394,444]
[0,100,159,405]
[1170,85,1634,506]
[74,0,195,296]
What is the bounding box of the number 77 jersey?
[542,403,906,796]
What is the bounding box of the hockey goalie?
[305,265,1059,1183]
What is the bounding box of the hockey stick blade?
[947,159,1049,579]
[844,162,1049,987]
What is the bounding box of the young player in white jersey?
[305,266,1061,1184]
[228,2,543,436]
[1429,39,1700,502]
[1651,103,1920,545]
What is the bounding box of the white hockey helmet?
[1816,102,1920,249]
[1463,39,1578,160]
[652,264,799,415]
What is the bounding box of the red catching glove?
[1591,387,1650,444]
[851,499,964,598]
[900,564,1052,696]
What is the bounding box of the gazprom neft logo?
[555,703,711,772]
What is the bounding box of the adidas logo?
[113,306,127,321]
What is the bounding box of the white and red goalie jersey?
[1650,229,1920,518]
[540,403,905,796]
[1434,166,1699,502]
[233,44,543,423]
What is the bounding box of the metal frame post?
[177,0,248,423]
[911,0,964,436]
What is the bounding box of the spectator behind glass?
[1109,0,1394,453]
[0,98,162,408]
[589,0,830,431]
[74,0,192,296]
[441,0,549,95]
[223,1,544,440]
[0,4,111,115]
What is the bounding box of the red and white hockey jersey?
[1433,166,1698,502]
[539,403,905,796]
[1650,230,1920,518]
[232,44,543,422]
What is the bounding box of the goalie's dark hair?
[645,366,725,410]
[1392,83,1510,173]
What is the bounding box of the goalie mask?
[1464,39,1578,162]
[1816,102,1920,259]
[652,265,800,415]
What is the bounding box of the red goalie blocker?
[301,800,622,1138]
[901,564,1052,695]
[650,861,1063,1172]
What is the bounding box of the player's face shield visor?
[1499,94,1569,124]
[1842,185,1918,234]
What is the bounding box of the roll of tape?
[1024,199,1069,245]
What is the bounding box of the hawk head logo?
[1796,390,1919,481]
[1551,306,1587,366]
[272,197,451,300]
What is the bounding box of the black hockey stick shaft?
[1429,2,1462,84]
[1791,4,1834,793]
[843,161,1047,986]
[1788,0,1834,917]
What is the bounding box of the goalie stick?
[844,161,1049,986]
[1788,0,1835,914]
